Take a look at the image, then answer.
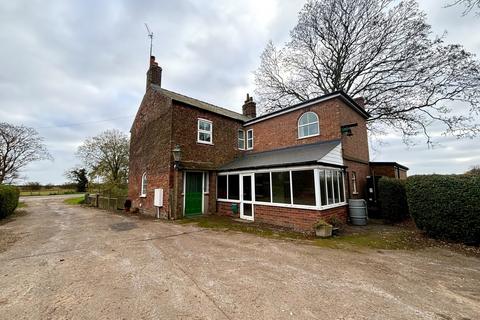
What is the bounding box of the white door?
[240,174,254,221]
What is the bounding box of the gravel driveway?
[0,195,479,319]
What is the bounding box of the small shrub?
[378,177,409,223]
[0,185,20,219]
[406,174,480,244]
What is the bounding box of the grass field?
[20,189,79,196]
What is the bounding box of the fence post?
[96,194,99,208]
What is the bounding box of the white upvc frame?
[238,129,245,150]
[239,173,254,221]
[197,118,213,145]
[298,111,320,139]
[217,165,347,211]
[246,129,254,150]
[140,172,147,197]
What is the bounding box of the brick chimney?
[353,97,365,109]
[146,56,162,90]
[242,93,257,118]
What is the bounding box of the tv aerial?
[144,23,153,57]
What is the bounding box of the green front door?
[184,172,203,216]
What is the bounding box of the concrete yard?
[0,196,479,319]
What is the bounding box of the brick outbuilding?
[128,57,406,233]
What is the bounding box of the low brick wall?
[217,201,239,218]
[216,201,347,233]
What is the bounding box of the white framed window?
[246,129,253,150]
[140,172,147,197]
[197,118,213,144]
[352,171,358,194]
[218,167,346,210]
[298,112,319,139]
[238,130,245,150]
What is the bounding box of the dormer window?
[197,119,213,144]
[298,112,319,139]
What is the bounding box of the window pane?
[199,132,211,142]
[199,121,211,131]
[292,170,316,206]
[238,130,245,149]
[338,171,345,202]
[333,171,340,204]
[298,125,309,138]
[255,173,271,202]
[271,171,291,204]
[308,112,318,123]
[319,170,327,206]
[299,114,308,126]
[247,139,253,149]
[247,130,253,139]
[308,123,319,135]
[228,174,239,200]
[217,175,227,199]
[326,170,334,204]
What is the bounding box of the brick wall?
[344,160,370,199]
[128,88,173,217]
[216,201,348,234]
[244,100,342,153]
[171,102,244,169]
[254,204,347,233]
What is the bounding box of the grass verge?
[63,196,85,205]
[176,215,480,255]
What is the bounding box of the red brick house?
[129,57,376,232]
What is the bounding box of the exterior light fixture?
[172,145,182,169]
[341,123,358,137]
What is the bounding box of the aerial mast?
[144,23,153,58]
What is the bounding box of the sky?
[0,0,479,184]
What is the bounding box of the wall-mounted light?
[341,123,358,137]
[172,144,182,170]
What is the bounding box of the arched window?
[298,112,319,138]
[140,172,147,197]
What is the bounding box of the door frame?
[240,173,254,221]
[182,171,204,216]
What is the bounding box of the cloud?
[0,0,478,184]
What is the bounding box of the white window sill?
[298,133,320,140]
[140,195,147,198]
[197,140,214,145]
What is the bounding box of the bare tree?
[447,0,480,15]
[76,129,129,185]
[465,165,480,175]
[255,0,480,144]
[0,122,52,184]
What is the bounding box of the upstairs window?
[197,119,213,144]
[238,130,245,150]
[140,172,147,197]
[298,112,319,138]
[247,129,254,150]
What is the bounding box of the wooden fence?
[86,194,127,212]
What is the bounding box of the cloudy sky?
[0,0,479,184]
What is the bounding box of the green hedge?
[378,177,409,223]
[406,175,480,244]
[0,185,20,219]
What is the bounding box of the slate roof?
[152,85,250,122]
[220,140,342,171]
